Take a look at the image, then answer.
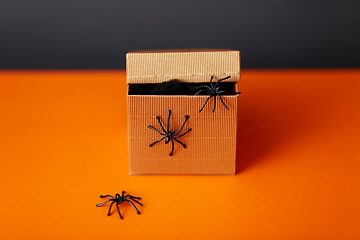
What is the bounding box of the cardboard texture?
[127,50,240,175]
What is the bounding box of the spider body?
[195,76,241,113]
[164,130,176,144]
[96,191,143,219]
[148,110,192,156]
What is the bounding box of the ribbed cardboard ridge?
[126,50,240,83]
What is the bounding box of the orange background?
[1,69,360,239]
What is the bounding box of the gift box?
[126,50,240,175]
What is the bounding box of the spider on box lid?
[195,76,241,113]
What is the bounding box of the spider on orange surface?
[96,191,143,219]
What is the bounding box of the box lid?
[126,49,240,84]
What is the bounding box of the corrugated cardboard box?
[127,50,240,175]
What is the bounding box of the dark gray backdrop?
[1,0,359,69]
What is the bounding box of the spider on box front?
[96,191,143,219]
[195,76,241,113]
[148,110,192,156]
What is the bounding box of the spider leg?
[96,199,111,207]
[124,194,141,200]
[199,96,212,113]
[148,126,165,135]
[175,128,192,137]
[124,194,141,199]
[209,76,214,88]
[169,139,174,156]
[174,138,187,148]
[195,89,207,95]
[130,198,143,206]
[174,115,190,135]
[218,94,229,110]
[167,110,171,132]
[99,195,115,199]
[156,116,166,133]
[222,91,241,95]
[212,95,216,113]
[116,203,123,219]
[214,76,231,88]
[149,136,166,147]
[124,196,143,206]
[107,201,115,216]
[195,85,212,90]
[125,200,141,214]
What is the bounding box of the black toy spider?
[148,110,192,156]
[195,76,241,113]
[96,191,143,219]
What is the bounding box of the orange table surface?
[1,69,360,239]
